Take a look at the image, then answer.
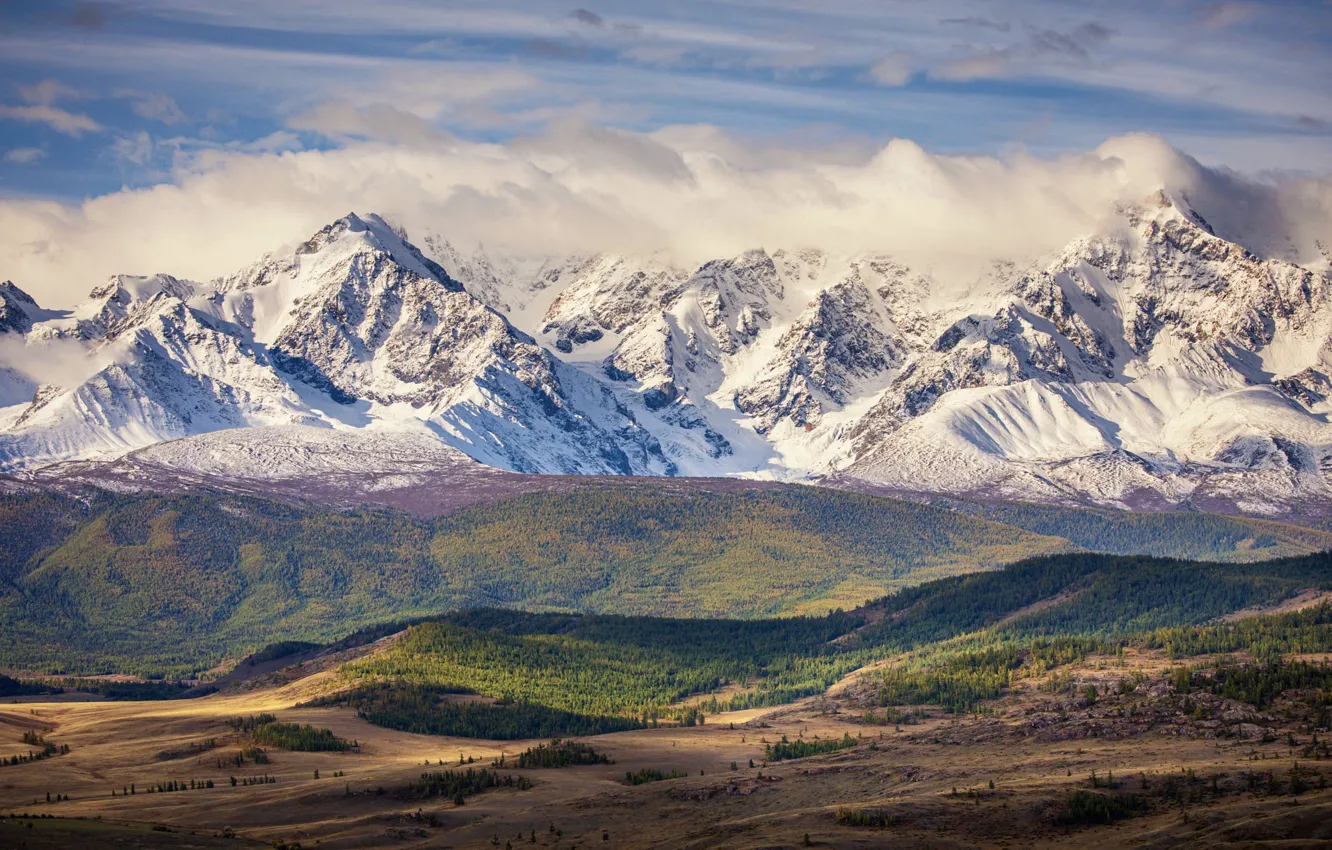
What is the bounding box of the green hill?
[3,480,1330,680]
[321,550,1332,736]
[0,485,1070,676]
[945,498,1332,561]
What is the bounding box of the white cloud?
[3,148,47,165]
[0,104,103,136]
[932,52,1012,82]
[0,333,117,390]
[0,5,1326,306]
[930,22,1115,82]
[869,52,915,86]
[109,1,578,39]
[111,130,156,165]
[18,80,81,106]
[288,101,453,145]
[3,127,1330,311]
[117,90,188,125]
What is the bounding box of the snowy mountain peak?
[0,281,39,334]
[6,200,1332,521]
[64,273,199,341]
[287,213,463,294]
[0,280,36,306]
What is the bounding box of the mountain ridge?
[3,182,1332,520]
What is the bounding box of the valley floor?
[4,650,1331,849]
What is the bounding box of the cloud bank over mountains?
[2,126,1330,309]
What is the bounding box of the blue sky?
[1,0,1331,201]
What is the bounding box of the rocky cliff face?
[0,281,39,335]
[4,191,1332,521]
[735,275,904,433]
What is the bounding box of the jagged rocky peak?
[208,214,468,341]
[1142,187,1216,234]
[297,213,463,293]
[541,254,690,345]
[0,211,677,478]
[0,281,39,334]
[1111,190,1329,361]
[237,214,674,477]
[56,272,198,342]
[0,280,37,306]
[255,213,551,409]
[735,271,905,433]
[89,273,196,303]
[587,248,792,417]
[853,310,1038,444]
[689,249,784,354]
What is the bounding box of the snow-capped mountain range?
[4,188,1332,521]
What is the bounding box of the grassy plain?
[4,642,1330,849]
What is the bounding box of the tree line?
[402,768,531,805]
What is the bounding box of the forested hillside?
[2,482,1329,679]
[950,499,1332,561]
[318,550,1332,737]
[0,485,1069,676]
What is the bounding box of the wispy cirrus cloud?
[287,101,455,145]
[1196,2,1260,30]
[17,80,81,106]
[115,90,187,125]
[570,8,604,28]
[0,0,1325,205]
[931,22,1114,82]
[0,104,102,136]
[3,148,48,165]
[0,79,103,136]
[65,1,124,31]
[941,17,1011,33]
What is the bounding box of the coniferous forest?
[282,551,1332,738]
[2,485,1328,679]
[4,484,1332,743]
[0,486,1071,676]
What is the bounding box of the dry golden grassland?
[4,645,1332,849]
